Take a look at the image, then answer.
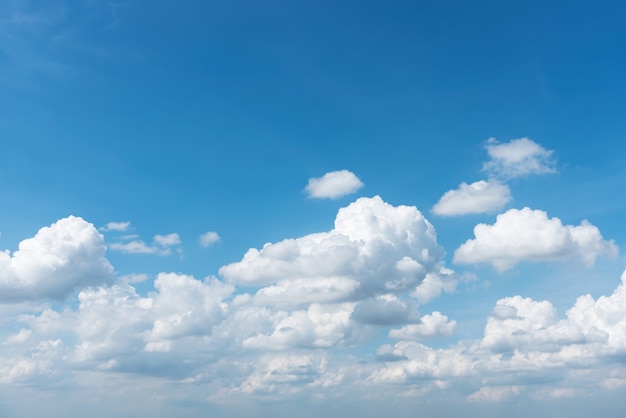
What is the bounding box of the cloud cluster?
[369,268,626,400]
[433,138,555,216]
[305,170,364,199]
[0,216,113,301]
[454,207,618,270]
[0,196,623,408]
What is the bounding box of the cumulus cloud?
[454,207,618,270]
[100,221,130,232]
[482,137,556,179]
[370,268,626,401]
[388,312,456,340]
[432,180,511,216]
[0,216,113,301]
[199,231,220,247]
[305,170,364,199]
[220,196,452,299]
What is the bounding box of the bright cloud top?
[432,180,511,216]
[220,195,452,300]
[482,137,556,179]
[305,170,364,199]
[454,207,619,270]
[0,216,113,301]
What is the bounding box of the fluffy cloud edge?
[454,207,618,270]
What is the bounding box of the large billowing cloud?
[432,180,511,216]
[0,216,113,301]
[453,207,618,270]
[220,196,451,299]
[482,137,556,179]
[305,170,364,199]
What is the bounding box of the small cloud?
[109,241,158,254]
[100,221,130,232]
[199,231,220,247]
[305,170,364,199]
[153,233,181,247]
[482,137,556,179]
[432,180,511,216]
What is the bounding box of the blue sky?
[1,1,626,416]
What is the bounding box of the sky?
[1,0,626,417]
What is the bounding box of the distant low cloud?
[109,233,182,256]
[388,311,456,339]
[153,233,181,247]
[482,137,556,179]
[432,180,511,216]
[454,207,618,270]
[199,231,220,247]
[305,170,364,199]
[100,221,130,232]
[109,240,158,254]
[0,216,113,301]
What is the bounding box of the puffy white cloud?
[243,303,354,350]
[100,221,130,232]
[432,180,511,216]
[454,207,618,270]
[220,196,453,303]
[305,170,364,199]
[482,137,556,179]
[199,231,220,247]
[389,312,456,340]
[0,216,114,301]
[370,268,626,401]
[70,273,234,369]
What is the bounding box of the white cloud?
[454,207,618,270]
[109,240,158,254]
[389,312,456,340]
[0,216,113,301]
[305,170,364,199]
[199,231,220,247]
[432,180,511,216]
[153,233,181,247]
[100,221,130,232]
[109,233,182,255]
[220,196,453,299]
[482,137,556,179]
